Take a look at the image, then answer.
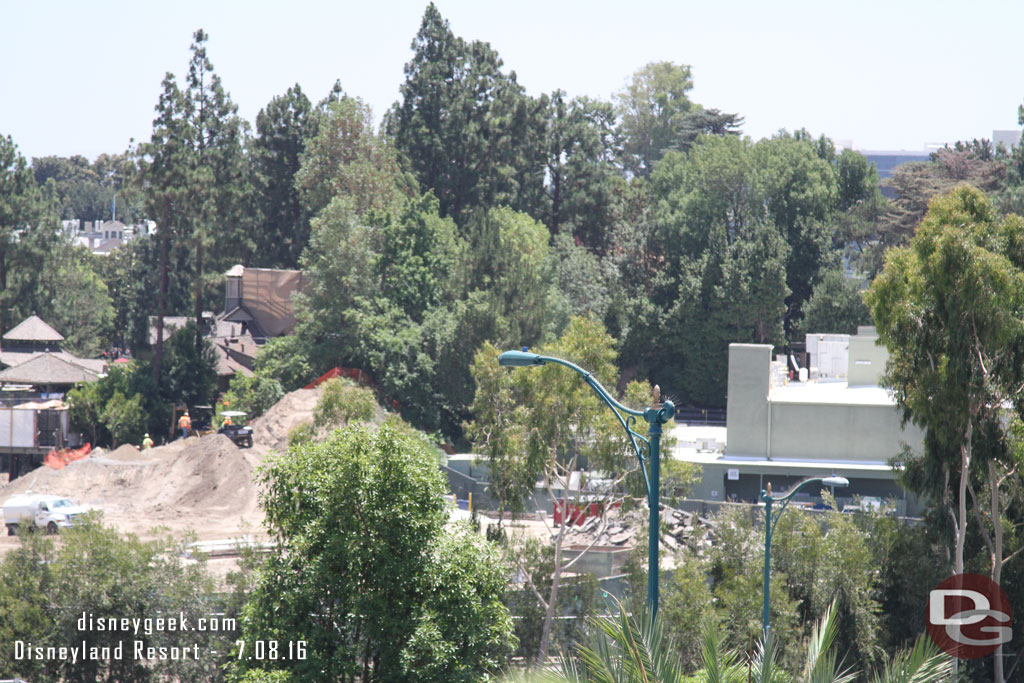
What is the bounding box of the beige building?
[674,327,926,515]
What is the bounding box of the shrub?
[313,378,376,428]
[287,422,315,448]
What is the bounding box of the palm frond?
[868,635,953,683]
[805,601,857,683]
[699,617,746,683]
[569,597,684,682]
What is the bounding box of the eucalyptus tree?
[867,186,1024,683]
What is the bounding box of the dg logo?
[927,573,1012,659]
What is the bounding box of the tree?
[467,317,652,663]
[101,390,146,448]
[161,322,218,409]
[137,29,250,376]
[866,186,1024,683]
[0,519,230,683]
[237,422,514,681]
[386,3,545,225]
[634,138,790,406]
[542,92,622,251]
[296,95,411,222]
[0,134,42,334]
[755,131,840,336]
[33,243,114,357]
[794,268,871,336]
[869,149,1004,276]
[220,373,284,420]
[251,84,315,268]
[614,61,696,178]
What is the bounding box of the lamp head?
[498,350,546,367]
[822,475,849,488]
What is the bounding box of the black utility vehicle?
[217,411,253,448]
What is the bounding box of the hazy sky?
[3,0,1021,162]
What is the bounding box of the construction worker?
[142,433,154,450]
[178,411,191,439]
[223,415,232,427]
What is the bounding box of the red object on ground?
[552,499,622,525]
[43,443,92,470]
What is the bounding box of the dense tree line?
[2,4,1024,439]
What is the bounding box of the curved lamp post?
[760,475,849,635]
[498,349,675,616]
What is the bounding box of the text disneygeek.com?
[12,611,238,663]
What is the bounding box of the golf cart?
[218,411,253,448]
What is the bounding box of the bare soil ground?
[0,387,322,556]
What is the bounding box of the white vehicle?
[3,494,87,535]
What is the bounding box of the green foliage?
[221,373,284,420]
[615,61,696,178]
[312,377,376,428]
[0,518,231,683]
[542,92,623,251]
[296,95,411,220]
[161,322,218,409]
[253,334,313,392]
[68,362,167,446]
[101,390,146,447]
[286,421,315,448]
[251,84,316,269]
[754,131,840,336]
[467,318,641,517]
[794,269,871,336]
[386,3,545,224]
[237,423,514,681]
[866,186,1024,580]
[502,536,599,661]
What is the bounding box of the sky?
[3,0,1022,162]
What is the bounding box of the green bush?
[313,378,377,428]
[220,374,285,421]
[287,422,316,448]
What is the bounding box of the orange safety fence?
[304,367,376,390]
[44,443,92,470]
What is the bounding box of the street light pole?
[760,475,849,636]
[498,349,675,616]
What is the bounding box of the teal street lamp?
[760,475,849,635]
[498,349,675,616]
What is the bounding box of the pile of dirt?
[147,435,256,513]
[0,387,328,544]
[250,386,322,452]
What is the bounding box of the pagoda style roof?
[0,352,99,385]
[4,315,65,342]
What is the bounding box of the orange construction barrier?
[43,443,92,470]
[304,367,376,390]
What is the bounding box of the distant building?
[146,266,307,390]
[0,315,106,382]
[674,327,925,515]
[220,265,306,341]
[64,219,154,255]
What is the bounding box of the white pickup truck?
[3,494,88,535]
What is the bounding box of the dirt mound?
[147,435,255,512]
[250,387,322,452]
[0,388,336,545]
[105,444,145,461]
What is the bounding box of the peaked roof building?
[0,315,106,388]
[4,315,65,345]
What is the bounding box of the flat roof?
[769,380,897,407]
[670,448,898,474]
